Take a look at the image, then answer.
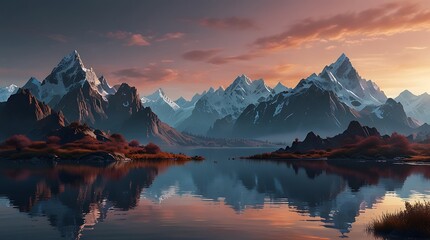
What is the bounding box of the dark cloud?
[182,48,262,65]
[254,2,430,51]
[199,17,258,30]
[207,52,262,64]
[112,68,145,78]
[112,64,178,82]
[182,49,222,61]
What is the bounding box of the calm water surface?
[0,148,429,240]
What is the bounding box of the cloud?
[199,17,258,30]
[107,31,150,46]
[207,52,262,65]
[156,32,185,42]
[254,2,430,51]
[405,46,428,50]
[112,68,145,78]
[249,63,308,86]
[47,34,68,43]
[112,64,178,82]
[127,34,150,46]
[161,59,174,63]
[325,45,336,50]
[182,48,262,65]
[182,49,222,61]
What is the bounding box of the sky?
[1,0,430,99]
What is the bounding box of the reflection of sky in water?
[396,174,430,199]
[0,148,429,239]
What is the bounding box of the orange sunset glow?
[1,0,429,99]
[1,1,430,240]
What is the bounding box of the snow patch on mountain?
[273,82,290,94]
[201,74,273,118]
[141,88,180,111]
[0,84,18,102]
[395,90,430,124]
[140,88,204,127]
[292,54,387,111]
[26,50,116,106]
[177,74,274,134]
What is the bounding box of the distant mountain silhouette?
[285,121,380,152]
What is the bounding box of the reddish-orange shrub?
[47,136,61,145]
[4,135,32,151]
[129,140,140,147]
[145,143,161,154]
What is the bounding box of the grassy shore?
[367,201,430,239]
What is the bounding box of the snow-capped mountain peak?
[22,77,42,99]
[174,96,188,107]
[273,82,290,94]
[28,77,40,85]
[292,53,387,111]
[215,86,225,93]
[0,84,18,102]
[52,50,85,73]
[5,84,17,93]
[177,75,274,134]
[331,53,349,69]
[395,90,430,124]
[146,88,164,98]
[34,50,116,106]
[99,76,117,95]
[141,88,180,111]
[226,74,253,92]
[225,74,272,97]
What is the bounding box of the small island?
[0,123,204,164]
[246,121,430,162]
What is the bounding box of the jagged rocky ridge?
[177,74,274,135]
[18,51,196,145]
[284,121,381,153]
[0,89,66,140]
[212,54,420,138]
[3,51,426,145]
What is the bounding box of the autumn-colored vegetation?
[248,133,430,161]
[0,134,203,162]
[367,201,430,238]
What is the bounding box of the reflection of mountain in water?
[144,158,430,235]
[0,162,175,239]
[0,157,430,238]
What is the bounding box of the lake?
[0,147,429,240]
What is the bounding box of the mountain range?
[177,74,276,134]
[141,88,203,127]
[210,54,421,139]
[0,51,428,145]
[1,51,193,146]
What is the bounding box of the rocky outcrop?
[49,122,110,144]
[0,89,66,140]
[285,121,380,152]
[54,81,108,127]
[121,107,197,146]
